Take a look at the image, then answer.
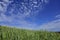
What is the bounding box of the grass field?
[0,26,60,40]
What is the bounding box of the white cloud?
[0,13,13,22]
[45,0,49,3]
[39,19,60,31]
[0,14,37,30]
[0,0,13,15]
[56,14,60,18]
[41,0,49,3]
[0,11,37,30]
[18,21,38,30]
[0,0,49,18]
[0,0,49,29]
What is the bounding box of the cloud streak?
[56,14,60,19]
[39,18,60,31]
[0,0,49,29]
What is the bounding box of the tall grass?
[0,26,60,40]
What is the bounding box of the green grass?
[0,26,60,40]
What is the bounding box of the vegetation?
[0,26,60,40]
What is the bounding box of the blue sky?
[0,0,60,31]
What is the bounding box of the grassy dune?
[0,26,60,40]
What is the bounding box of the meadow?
[0,26,60,40]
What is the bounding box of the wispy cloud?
[0,0,49,17]
[0,0,13,13]
[0,0,49,29]
[39,18,60,31]
[56,14,60,19]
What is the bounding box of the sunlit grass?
[0,26,60,40]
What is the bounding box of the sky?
[0,0,60,31]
